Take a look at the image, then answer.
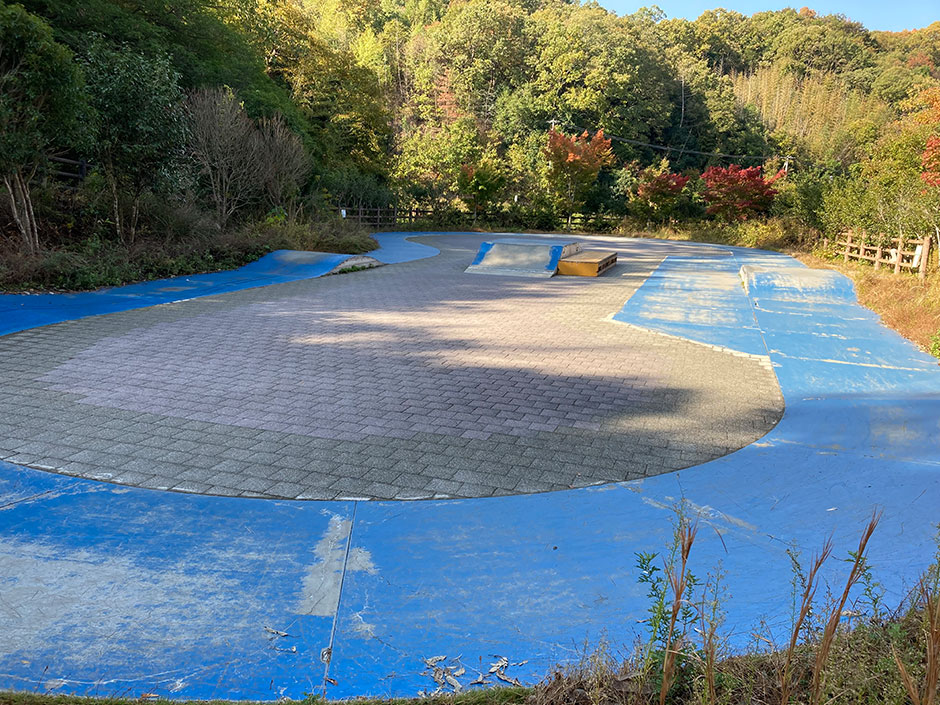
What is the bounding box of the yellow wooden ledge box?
[557,250,617,277]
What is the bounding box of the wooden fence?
[837,231,934,280]
[337,206,434,228]
[337,206,624,231]
[50,156,90,184]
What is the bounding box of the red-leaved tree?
[701,164,783,221]
[544,128,613,227]
[921,135,940,188]
[921,135,940,258]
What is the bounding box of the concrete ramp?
[740,265,856,304]
[465,238,582,277]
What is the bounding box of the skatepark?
[0,232,937,699]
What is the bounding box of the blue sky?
[597,0,938,32]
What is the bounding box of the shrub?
[257,115,310,217]
[772,167,829,231]
[456,157,506,222]
[186,87,310,231]
[186,87,266,231]
[0,216,377,292]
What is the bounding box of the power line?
[557,120,773,162]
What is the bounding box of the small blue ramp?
[739,264,857,303]
[465,238,582,277]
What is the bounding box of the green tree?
[523,4,673,149]
[80,39,188,243]
[393,117,481,207]
[822,87,940,243]
[20,0,299,121]
[436,0,527,121]
[286,36,391,176]
[456,156,506,221]
[0,4,88,253]
[689,9,748,73]
[771,14,878,84]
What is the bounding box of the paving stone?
[171,481,214,494]
[265,482,306,498]
[110,470,157,485]
[425,478,462,494]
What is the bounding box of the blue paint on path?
[1,234,938,699]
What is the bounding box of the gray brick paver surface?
[0,234,783,499]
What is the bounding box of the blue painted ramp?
[1,235,939,700]
[465,238,582,277]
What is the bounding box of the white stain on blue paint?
[299,513,376,617]
[0,536,248,659]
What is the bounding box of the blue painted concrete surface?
[1,234,938,699]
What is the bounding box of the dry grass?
[659,522,697,705]
[525,515,937,705]
[894,576,940,705]
[810,511,881,705]
[780,539,832,705]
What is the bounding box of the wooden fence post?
[920,234,932,281]
[894,236,902,274]
[874,243,882,270]
[844,231,852,262]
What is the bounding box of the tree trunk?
[21,172,39,253]
[129,195,140,245]
[108,169,125,243]
[3,169,40,254]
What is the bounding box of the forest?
[1,0,939,290]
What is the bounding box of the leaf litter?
[419,654,526,695]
